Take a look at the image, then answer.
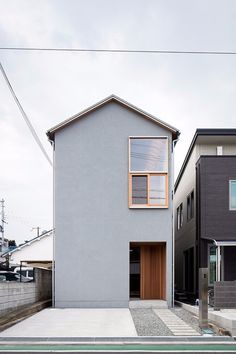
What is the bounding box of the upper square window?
[130,137,168,172]
[229,180,236,210]
[129,137,168,208]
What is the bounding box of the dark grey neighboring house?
[47,95,179,308]
[174,129,236,302]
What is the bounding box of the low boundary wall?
[214,281,236,310]
[176,300,236,336]
[0,268,52,315]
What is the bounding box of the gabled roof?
[175,128,236,192]
[46,94,180,141]
[2,230,53,257]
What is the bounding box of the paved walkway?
[0,308,203,338]
[154,309,201,336]
[0,308,137,337]
[129,300,168,309]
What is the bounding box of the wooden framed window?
[129,137,168,208]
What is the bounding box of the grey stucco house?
[47,95,179,308]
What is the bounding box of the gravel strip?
[130,309,172,336]
[172,307,226,336]
[171,307,202,334]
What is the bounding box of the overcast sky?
[1,0,236,244]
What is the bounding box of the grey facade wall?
[0,269,52,315]
[54,101,174,308]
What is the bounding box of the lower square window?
[130,174,168,207]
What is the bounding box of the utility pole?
[0,199,5,252]
[31,226,40,238]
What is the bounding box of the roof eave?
[175,128,236,192]
[2,230,53,257]
[46,95,180,141]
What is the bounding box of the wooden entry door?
[140,244,166,299]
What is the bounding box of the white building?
[2,230,53,269]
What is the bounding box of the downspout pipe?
[171,136,179,307]
[48,138,55,307]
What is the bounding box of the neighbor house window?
[129,137,168,207]
[177,203,183,230]
[229,180,236,210]
[208,245,217,285]
[187,190,194,221]
[216,146,223,155]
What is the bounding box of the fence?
[0,268,52,315]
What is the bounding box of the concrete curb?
[0,336,234,343]
[0,341,236,354]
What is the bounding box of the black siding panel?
[198,156,236,242]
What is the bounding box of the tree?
[8,240,17,247]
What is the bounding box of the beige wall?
[174,146,197,291]
[196,143,236,157]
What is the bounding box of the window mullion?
[129,173,132,206]
[147,174,150,205]
[166,174,168,207]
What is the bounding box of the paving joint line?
[153,309,201,336]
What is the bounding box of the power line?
[0,47,236,55]
[0,62,52,167]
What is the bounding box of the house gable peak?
[46,94,179,141]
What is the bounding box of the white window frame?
[208,244,216,286]
[177,203,183,230]
[216,146,223,155]
[187,190,194,221]
[229,180,236,211]
[208,244,224,285]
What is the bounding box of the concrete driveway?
[0,308,137,337]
